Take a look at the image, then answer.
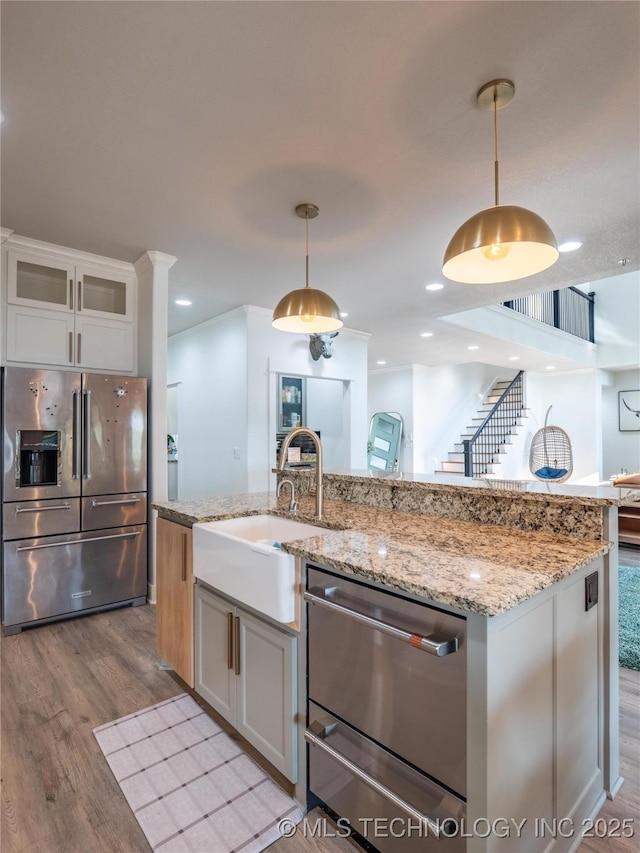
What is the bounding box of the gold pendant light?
[442,79,558,284]
[272,203,343,333]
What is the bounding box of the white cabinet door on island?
[467,559,604,853]
[195,582,297,783]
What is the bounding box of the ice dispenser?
[17,430,61,487]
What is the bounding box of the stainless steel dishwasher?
[305,565,467,852]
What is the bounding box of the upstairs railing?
[503,287,595,342]
[463,371,525,477]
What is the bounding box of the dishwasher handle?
[304,587,459,657]
[305,723,452,839]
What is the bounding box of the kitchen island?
[152,476,635,853]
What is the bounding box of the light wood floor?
[1,603,638,852]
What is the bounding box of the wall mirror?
[368,412,403,471]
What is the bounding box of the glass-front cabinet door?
[7,250,134,322]
[76,264,134,321]
[7,249,75,313]
[277,374,306,431]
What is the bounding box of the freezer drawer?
[307,566,467,797]
[307,702,466,853]
[81,492,146,531]
[2,525,147,628]
[3,498,80,540]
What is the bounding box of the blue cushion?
[535,466,568,480]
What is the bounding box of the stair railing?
[463,371,525,477]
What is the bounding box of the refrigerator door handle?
[16,531,140,552]
[72,390,82,479]
[82,389,92,479]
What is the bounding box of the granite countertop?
[152,494,610,617]
[273,468,640,507]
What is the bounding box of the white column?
[135,250,177,602]
[0,228,15,366]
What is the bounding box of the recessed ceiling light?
[339,312,349,318]
[508,356,520,361]
[558,240,582,253]
[425,282,444,291]
[467,345,479,350]
[420,331,434,338]
[175,299,192,306]
[546,365,555,370]
[376,360,387,366]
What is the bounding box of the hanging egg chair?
[529,406,573,483]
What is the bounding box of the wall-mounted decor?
[619,390,640,431]
[309,331,338,361]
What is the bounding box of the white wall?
[168,305,369,497]
[578,270,640,369]
[368,366,414,471]
[167,308,248,498]
[602,368,640,476]
[443,304,597,366]
[246,306,369,491]
[519,370,603,484]
[306,377,349,470]
[368,362,514,474]
[418,363,513,474]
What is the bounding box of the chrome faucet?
[276,478,298,514]
[278,427,324,520]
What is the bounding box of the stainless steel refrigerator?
[2,366,147,634]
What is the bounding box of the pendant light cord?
[493,87,500,207]
[305,213,310,289]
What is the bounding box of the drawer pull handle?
[182,532,188,582]
[304,588,458,657]
[234,616,241,676]
[305,723,452,839]
[91,497,140,508]
[227,612,234,670]
[16,504,71,514]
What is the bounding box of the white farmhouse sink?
[192,514,326,623]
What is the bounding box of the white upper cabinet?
[3,242,137,373]
[75,264,134,321]
[8,249,135,322]
[7,251,76,312]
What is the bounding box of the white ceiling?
[2,1,638,371]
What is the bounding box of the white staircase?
[436,378,527,477]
